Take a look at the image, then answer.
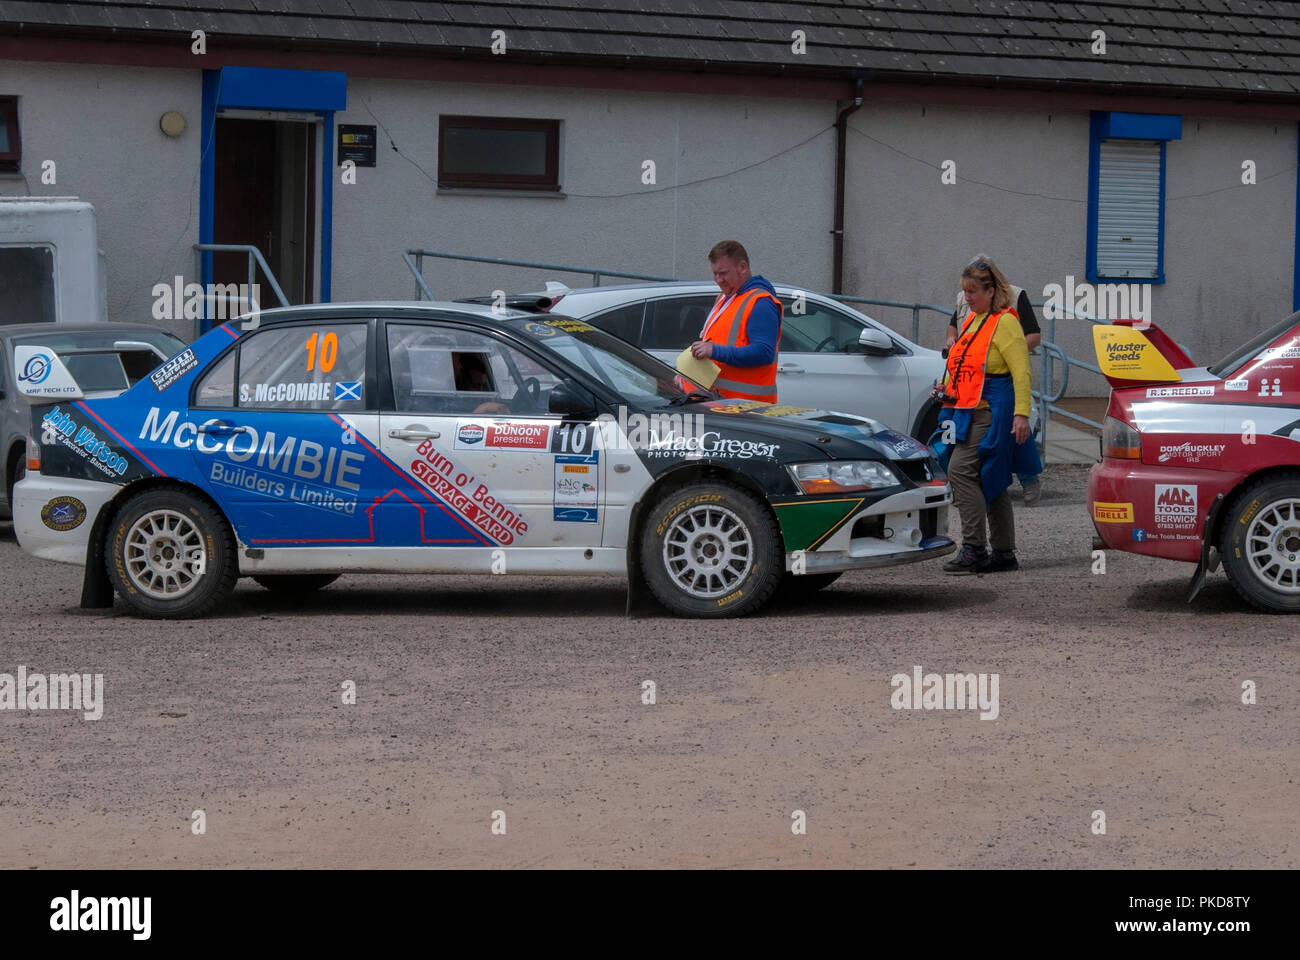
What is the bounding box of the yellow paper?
[675,348,721,388]
[1092,326,1181,383]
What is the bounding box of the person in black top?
[945,255,1044,504]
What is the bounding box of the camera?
[930,384,958,405]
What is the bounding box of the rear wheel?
[252,574,340,592]
[1221,475,1300,613]
[105,488,236,619]
[639,481,783,617]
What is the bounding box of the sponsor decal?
[15,347,80,397]
[1157,442,1226,464]
[239,381,342,404]
[873,430,928,458]
[410,439,528,545]
[645,429,778,460]
[1092,327,1180,382]
[1092,501,1133,523]
[40,406,129,478]
[334,380,361,401]
[524,321,557,338]
[1154,483,1198,528]
[150,348,198,392]
[1224,378,1249,392]
[1132,528,1147,542]
[453,420,550,451]
[40,496,86,531]
[1261,341,1300,361]
[554,453,598,523]
[19,352,52,385]
[457,423,486,445]
[1145,385,1214,398]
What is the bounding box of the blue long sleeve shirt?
[708,275,781,367]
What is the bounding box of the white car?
[484,282,948,440]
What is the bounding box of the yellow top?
[963,311,1032,418]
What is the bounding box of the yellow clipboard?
[675,348,721,388]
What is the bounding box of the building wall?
[330,77,837,304]
[0,59,201,340]
[842,102,1298,396]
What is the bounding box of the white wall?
[0,60,201,340]
[330,77,837,303]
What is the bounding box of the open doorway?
[212,117,317,306]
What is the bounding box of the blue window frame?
[1087,112,1182,284]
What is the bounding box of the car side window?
[781,301,881,354]
[643,296,718,350]
[584,302,646,346]
[194,348,236,407]
[233,323,367,410]
[387,323,562,416]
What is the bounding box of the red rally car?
[1088,311,1300,612]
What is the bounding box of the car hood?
[644,398,933,463]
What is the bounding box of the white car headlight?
[789,460,900,494]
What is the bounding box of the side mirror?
[13,346,83,402]
[548,380,597,419]
[858,328,894,357]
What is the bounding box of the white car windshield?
[511,315,707,407]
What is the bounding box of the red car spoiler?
[1095,320,1193,389]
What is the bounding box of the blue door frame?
[199,67,346,331]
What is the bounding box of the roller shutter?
[1096,139,1161,279]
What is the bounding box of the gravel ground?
[0,464,1295,869]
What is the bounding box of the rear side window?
[234,323,367,410]
[643,296,717,350]
[781,301,874,353]
[585,302,645,346]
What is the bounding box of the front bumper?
[774,483,955,574]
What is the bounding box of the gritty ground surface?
[0,464,1295,869]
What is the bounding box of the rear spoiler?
[1092,321,1193,389]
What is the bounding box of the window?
[585,302,646,346]
[234,323,367,410]
[0,246,55,323]
[438,116,560,191]
[781,301,880,353]
[387,324,561,415]
[1088,112,1181,282]
[0,97,19,173]
[195,349,236,407]
[643,296,717,350]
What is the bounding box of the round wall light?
[159,111,186,137]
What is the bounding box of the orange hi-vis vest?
[703,288,783,402]
[944,309,1015,408]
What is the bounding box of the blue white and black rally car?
[12,303,954,619]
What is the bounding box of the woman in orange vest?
[937,259,1032,574]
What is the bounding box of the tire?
[105,488,237,619]
[912,401,940,444]
[773,570,843,602]
[1220,474,1300,613]
[638,481,784,617]
[252,574,340,592]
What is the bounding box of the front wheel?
[105,488,236,619]
[1221,475,1300,613]
[639,481,784,617]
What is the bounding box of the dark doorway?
[213,117,316,307]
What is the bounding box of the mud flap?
[1185,492,1226,604]
[80,559,114,609]
[625,558,661,618]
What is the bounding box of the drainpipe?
[832,77,865,294]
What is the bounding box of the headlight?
[789,460,900,494]
[1102,415,1141,460]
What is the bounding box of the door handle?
[387,427,441,441]
[777,363,805,375]
[197,422,247,437]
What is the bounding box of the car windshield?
[1208,311,1300,377]
[510,315,704,407]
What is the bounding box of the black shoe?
[943,544,988,575]
[978,549,1019,573]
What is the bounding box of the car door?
[776,298,913,428]
[376,321,605,558]
[188,319,385,550]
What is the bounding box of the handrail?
[192,243,290,336]
[401,249,1115,460]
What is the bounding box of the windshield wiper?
[669,390,715,406]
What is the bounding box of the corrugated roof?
[1,0,1298,97]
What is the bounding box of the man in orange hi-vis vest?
[688,240,783,402]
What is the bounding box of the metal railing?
[402,249,1109,461]
[192,243,290,336]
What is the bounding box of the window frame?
[437,115,561,191]
[1087,111,1182,284]
[0,96,19,172]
